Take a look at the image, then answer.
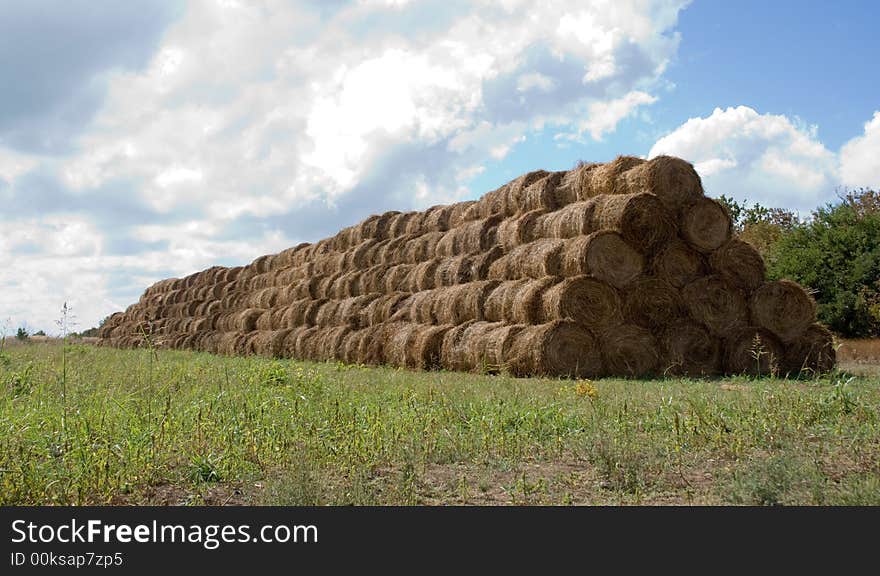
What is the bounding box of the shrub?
[768,189,880,338]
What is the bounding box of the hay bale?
[658,321,720,377]
[750,280,816,342]
[585,156,646,198]
[340,329,369,364]
[682,275,749,336]
[620,155,703,212]
[497,209,545,251]
[235,309,264,332]
[681,197,732,253]
[410,324,453,369]
[440,321,479,372]
[488,238,566,280]
[651,238,707,288]
[358,264,391,294]
[540,275,622,330]
[401,232,444,263]
[409,260,441,292]
[435,215,502,258]
[507,320,604,378]
[434,254,475,287]
[314,300,342,328]
[503,277,559,324]
[281,297,326,328]
[360,292,411,326]
[449,201,477,228]
[359,324,393,365]
[592,192,674,253]
[281,326,310,357]
[422,205,456,232]
[433,280,501,325]
[709,239,766,292]
[723,326,784,376]
[251,330,292,358]
[471,246,504,281]
[561,231,643,289]
[783,323,836,375]
[385,323,421,368]
[484,279,529,323]
[514,171,565,214]
[599,324,659,377]
[384,264,416,293]
[405,290,438,324]
[388,211,419,238]
[535,201,595,240]
[622,277,684,329]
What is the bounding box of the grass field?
[1,341,878,505]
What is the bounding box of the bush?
[768,189,880,338]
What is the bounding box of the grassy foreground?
[1,342,878,505]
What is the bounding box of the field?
[1,341,879,506]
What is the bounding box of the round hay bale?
[436,215,502,258]
[515,171,564,214]
[434,254,475,287]
[472,246,504,281]
[497,209,545,251]
[294,326,322,360]
[783,323,836,375]
[593,192,674,253]
[335,294,381,329]
[235,309,264,332]
[359,324,393,365]
[599,323,659,378]
[484,278,560,324]
[407,290,438,324]
[440,321,479,372]
[750,279,816,342]
[621,156,704,213]
[587,156,646,198]
[433,280,500,325]
[536,201,596,240]
[401,232,444,263]
[281,326,310,357]
[507,320,604,378]
[388,211,419,238]
[316,272,344,299]
[384,264,416,293]
[622,277,685,329]
[340,329,369,364]
[658,321,721,377]
[561,231,643,288]
[404,212,428,236]
[681,197,732,253]
[422,205,456,232]
[318,326,352,361]
[651,239,707,288]
[556,162,601,206]
[410,260,441,292]
[385,323,421,368]
[539,275,622,330]
[255,309,274,331]
[360,292,411,326]
[709,239,766,292]
[449,201,477,228]
[682,275,749,336]
[411,324,453,370]
[723,326,784,376]
[314,300,342,327]
[488,238,566,280]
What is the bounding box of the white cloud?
[650,106,839,212]
[579,91,657,141]
[840,111,880,190]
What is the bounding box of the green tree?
[768,189,880,337]
[16,327,28,341]
[715,194,800,262]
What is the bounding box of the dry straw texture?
[100,154,832,377]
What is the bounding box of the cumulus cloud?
[2,0,689,331]
[840,111,880,190]
[649,106,839,212]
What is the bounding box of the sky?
[1,0,878,334]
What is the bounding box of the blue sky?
[1,0,878,333]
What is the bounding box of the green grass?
[1,342,878,505]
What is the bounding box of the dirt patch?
[109,482,252,506]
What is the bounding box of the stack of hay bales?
[98,155,835,378]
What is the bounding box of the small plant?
[188,453,223,483]
[260,361,288,386]
[574,380,598,400]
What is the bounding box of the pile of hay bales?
[98,155,835,378]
